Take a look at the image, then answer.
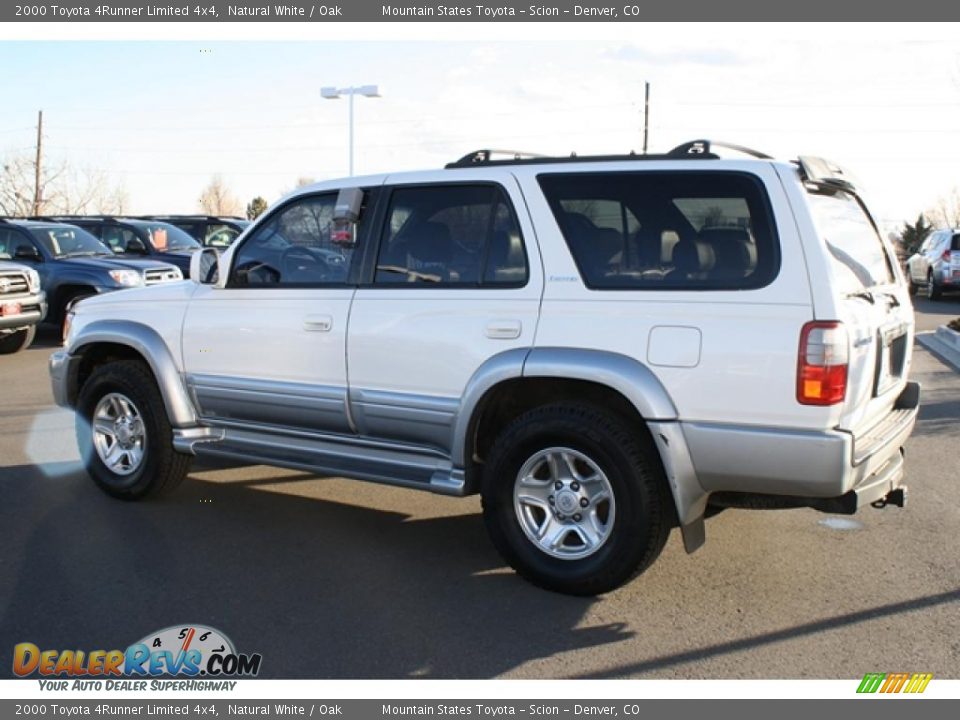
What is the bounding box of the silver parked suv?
[50,140,919,594]
[906,228,960,300]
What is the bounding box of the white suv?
[50,140,919,595]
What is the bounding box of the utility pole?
[33,110,43,215]
[642,82,650,154]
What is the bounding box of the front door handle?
[304,314,333,332]
[485,320,522,340]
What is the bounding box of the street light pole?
[321,84,381,177]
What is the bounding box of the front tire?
[0,326,36,354]
[481,404,672,596]
[75,359,191,500]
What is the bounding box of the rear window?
[952,234,960,252]
[538,171,779,290]
[805,189,895,290]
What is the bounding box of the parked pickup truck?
[50,140,919,595]
[0,260,46,354]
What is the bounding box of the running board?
[174,426,466,496]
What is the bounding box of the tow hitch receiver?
[872,486,908,509]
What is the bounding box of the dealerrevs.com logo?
[13,624,262,689]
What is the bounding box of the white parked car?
[50,140,919,595]
[906,228,960,300]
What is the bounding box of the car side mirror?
[331,187,364,248]
[14,244,42,262]
[190,247,221,285]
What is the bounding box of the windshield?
[806,189,895,291]
[29,226,113,257]
[139,223,201,252]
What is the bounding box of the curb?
[916,326,960,373]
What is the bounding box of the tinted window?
[102,225,144,254]
[806,189,894,290]
[951,234,960,252]
[230,194,356,286]
[0,229,21,258]
[204,223,241,248]
[538,172,778,290]
[375,184,527,286]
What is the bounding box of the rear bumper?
[682,381,920,506]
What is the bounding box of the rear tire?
[0,326,36,354]
[927,271,942,301]
[481,403,671,596]
[75,359,191,500]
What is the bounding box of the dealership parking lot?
[1,299,958,679]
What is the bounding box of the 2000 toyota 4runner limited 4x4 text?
[50,140,920,595]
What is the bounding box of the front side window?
[538,171,778,290]
[230,193,357,286]
[102,225,144,254]
[806,189,895,290]
[0,229,21,258]
[204,223,242,248]
[375,184,527,286]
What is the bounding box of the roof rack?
[138,214,246,221]
[668,139,773,159]
[447,149,548,167]
[444,139,773,169]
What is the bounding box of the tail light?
[943,249,952,262]
[797,321,848,405]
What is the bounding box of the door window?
[229,193,358,286]
[374,184,527,287]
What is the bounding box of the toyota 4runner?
[49,140,920,595]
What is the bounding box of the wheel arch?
[454,348,709,540]
[67,320,198,427]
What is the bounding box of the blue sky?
[1,33,958,230]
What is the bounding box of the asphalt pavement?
[1,299,958,679]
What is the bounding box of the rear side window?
[375,184,527,287]
[538,171,779,290]
[806,190,894,290]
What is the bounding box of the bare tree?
[198,174,242,216]
[925,187,960,229]
[1,151,127,216]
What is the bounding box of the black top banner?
[3,0,954,22]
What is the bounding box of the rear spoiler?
[797,156,858,193]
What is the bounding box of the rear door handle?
[304,314,333,332]
[485,320,522,340]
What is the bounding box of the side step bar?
[174,426,466,496]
